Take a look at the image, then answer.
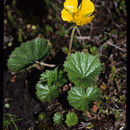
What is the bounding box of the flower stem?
[67,25,77,56]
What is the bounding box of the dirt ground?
[3,0,127,129]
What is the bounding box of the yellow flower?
[61,0,95,25]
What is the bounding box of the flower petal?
[78,0,95,15]
[61,9,73,22]
[64,0,78,13]
[74,15,94,25]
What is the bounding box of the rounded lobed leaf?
[8,38,51,73]
[36,82,59,102]
[86,87,102,101]
[68,87,101,111]
[53,112,63,124]
[40,67,67,87]
[65,112,78,127]
[64,52,101,88]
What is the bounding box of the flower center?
[73,12,81,22]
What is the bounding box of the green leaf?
[53,113,63,124]
[40,67,67,87]
[68,87,101,111]
[38,113,46,121]
[89,46,98,55]
[64,52,101,88]
[65,112,78,127]
[8,38,51,73]
[46,25,54,33]
[36,82,59,102]
[36,68,67,103]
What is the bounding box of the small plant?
[53,112,63,124]
[38,113,47,121]
[3,113,19,130]
[65,112,78,127]
[89,46,98,55]
[3,116,11,129]
[7,0,103,127]
[8,48,102,126]
[36,52,101,108]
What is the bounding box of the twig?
[99,43,108,58]
[35,61,56,68]
[78,122,93,129]
[76,36,90,40]
[66,26,73,32]
[119,124,126,130]
[106,41,126,52]
[99,43,105,56]
[76,27,82,36]
[89,23,93,36]
[76,27,83,43]
[113,22,121,29]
